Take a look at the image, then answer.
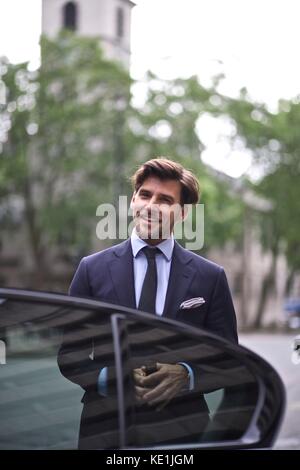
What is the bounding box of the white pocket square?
[179,297,206,310]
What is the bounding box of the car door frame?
[0,288,286,450]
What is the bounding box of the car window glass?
[0,295,285,449]
[118,317,260,448]
[0,297,116,449]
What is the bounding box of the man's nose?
[145,198,160,214]
[145,196,156,208]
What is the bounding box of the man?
[58,157,238,448]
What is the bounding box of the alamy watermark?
[95,196,205,250]
[0,340,6,365]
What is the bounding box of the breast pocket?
[176,304,208,327]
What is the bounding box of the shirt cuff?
[97,367,108,396]
[177,362,195,391]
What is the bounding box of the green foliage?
[200,175,244,252]
[221,90,300,275]
[1,33,132,259]
[0,33,245,281]
[0,59,35,196]
[126,73,244,252]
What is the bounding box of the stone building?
[42,0,134,67]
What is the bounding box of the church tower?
[42,0,134,68]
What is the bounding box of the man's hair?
[131,157,200,205]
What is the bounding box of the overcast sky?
[1,0,300,177]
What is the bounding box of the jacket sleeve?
[57,258,101,393]
[69,257,92,298]
[204,267,238,343]
[179,269,239,395]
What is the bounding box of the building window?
[63,2,77,31]
[116,7,124,39]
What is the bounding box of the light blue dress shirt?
[131,228,173,315]
[98,230,194,394]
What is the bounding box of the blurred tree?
[127,72,244,253]
[0,32,131,285]
[221,90,300,327]
[0,36,244,290]
[0,58,39,273]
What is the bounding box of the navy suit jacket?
[69,238,238,343]
[59,238,238,448]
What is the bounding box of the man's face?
[130,176,185,244]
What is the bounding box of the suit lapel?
[163,241,195,319]
[108,238,196,317]
[109,239,136,309]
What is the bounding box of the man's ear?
[181,205,189,221]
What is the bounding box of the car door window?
[0,292,285,450]
[114,315,283,449]
[0,296,116,449]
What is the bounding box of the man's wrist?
[177,362,194,391]
[98,367,108,396]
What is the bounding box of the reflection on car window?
[0,296,282,449]
[0,298,116,449]
[119,318,259,448]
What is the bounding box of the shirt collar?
[131,228,174,261]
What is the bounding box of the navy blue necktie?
[138,246,159,314]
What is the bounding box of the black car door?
[0,289,118,449]
[0,288,285,449]
[112,313,286,449]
